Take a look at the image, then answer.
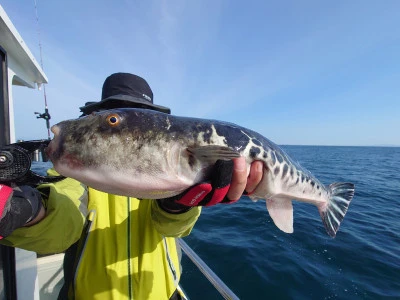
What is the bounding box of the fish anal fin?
[266,197,294,233]
[187,145,240,164]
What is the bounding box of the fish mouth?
[46,124,84,171]
[46,125,62,162]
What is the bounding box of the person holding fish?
[0,73,264,299]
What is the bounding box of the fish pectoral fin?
[266,197,294,233]
[187,145,240,164]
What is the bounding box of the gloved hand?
[157,159,236,213]
[0,184,43,239]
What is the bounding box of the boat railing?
[178,238,240,300]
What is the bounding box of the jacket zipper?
[127,197,133,299]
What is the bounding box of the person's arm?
[25,205,46,226]
[0,171,87,255]
[0,185,44,239]
[152,158,263,237]
[151,202,201,237]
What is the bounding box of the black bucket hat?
[80,73,171,115]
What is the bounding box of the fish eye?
[106,114,121,126]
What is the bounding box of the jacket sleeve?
[151,201,201,238]
[0,169,87,255]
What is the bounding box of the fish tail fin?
[319,182,355,238]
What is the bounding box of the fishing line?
[33,0,51,140]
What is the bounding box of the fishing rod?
[33,0,51,140]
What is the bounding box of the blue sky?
[2,0,400,146]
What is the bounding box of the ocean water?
[32,146,400,299]
[179,146,400,299]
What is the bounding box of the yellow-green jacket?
[1,171,201,299]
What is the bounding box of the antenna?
[33,0,51,140]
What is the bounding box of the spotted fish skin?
[47,108,355,237]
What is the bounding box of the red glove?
[0,184,43,239]
[157,160,237,213]
[0,184,13,216]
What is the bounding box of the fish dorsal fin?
[187,146,240,164]
[266,197,294,233]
